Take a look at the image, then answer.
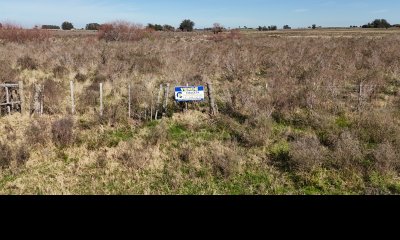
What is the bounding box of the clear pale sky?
[1,0,399,29]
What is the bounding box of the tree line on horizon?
[1,18,399,32]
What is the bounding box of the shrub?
[86,23,100,31]
[147,121,168,145]
[53,65,69,78]
[0,60,18,83]
[163,25,175,31]
[77,82,100,113]
[15,145,30,167]
[42,25,60,30]
[0,143,12,169]
[51,117,74,148]
[17,56,38,70]
[74,73,87,82]
[289,136,328,172]
[98,21,151,42]
[356,110,400,146]
[117,142,151,170]
[26,119,50,146]
[207,143,240,178]
[147,24,163,31]
[0,24,51,43]
[43,79,66,114]
[332,132,364,170]
[212,23,224,34]
[372,142,398,174]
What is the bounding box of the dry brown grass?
[0,28,400,194]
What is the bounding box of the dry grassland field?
[1,27,400,195]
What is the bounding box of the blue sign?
[175,86,205,102]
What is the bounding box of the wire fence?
[0,80,398,119]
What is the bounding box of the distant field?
[42,28,400,40]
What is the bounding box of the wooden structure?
[0,82,23,116]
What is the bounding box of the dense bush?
[85,23,100,31]
[62,21,74,30]
[362,19,391,29]
[179,19,195,32]
[42,25,60,30]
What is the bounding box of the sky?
[1,0,400,29]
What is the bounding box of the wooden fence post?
[163,83,170,117]
[155,84,163,120]
[18,81,24,115]
[40,85,44,116]
[358,82,363,111]
[70,81,75,115]
[5,86,10,115]
[207,82,217,116]
[33,84,41,116]
[128,83,131,119]
[100,83,103,117]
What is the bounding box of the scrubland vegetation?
[0,23,400,194]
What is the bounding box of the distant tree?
[362,19,391,29]
[179,19,195,32]
[372,19,391,28]
[86,23,100,30]
[62,21,74,30]
[212,23,224,34]
[258,26,262,31]
[262,26,268,31]
[163,24,175,31]
[0,23,2,29]
[147,23,163,31]
[269,25,277,31]
[312,24,317,29]
[42,25,60,30]
[283,25,291,30]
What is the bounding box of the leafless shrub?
[98,21,153,42]
[0,23,51,43]
[77,82,100,114]
[51,117,74,148]
[26,119,49,146]
[103,101,128,127]
[74,73,87,82]
[147,121,168,145]
[0,60,18,83]
[372,142,398,174]
[17,56,38,70]
[205,143,240,178]
[52,65,69,79]
[117,144,150,170]
[289,135,329,172]
[332,132,364,170]
[43,78,66,114]
[356,110,400,145]
[15,145,30,167]
[0,142,12,169]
